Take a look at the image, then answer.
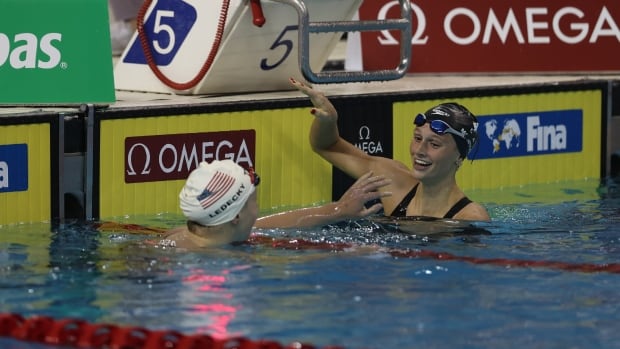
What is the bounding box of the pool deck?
[1,73,618,111]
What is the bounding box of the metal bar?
[82,103,95,221]
[272,0,412,84]
[605,80,612,178]
[57,112,66,223]
[308,19,410,33]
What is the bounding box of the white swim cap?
[179,160,257,226]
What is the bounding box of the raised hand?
[289,77,338,121]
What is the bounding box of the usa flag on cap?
[196,171,235,209]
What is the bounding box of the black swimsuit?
[389,184,472,219]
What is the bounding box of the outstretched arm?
[254,171,392,229]
[290,78,374,179]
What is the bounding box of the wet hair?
[421,102,479,159]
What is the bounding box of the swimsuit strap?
[390,183,472,219]
[443,196,472,219]
[389,184,418,217]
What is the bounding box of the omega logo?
[355,125,384,154]
[124,130,256,183]
[375,2,619,46]
[126,143,152,176]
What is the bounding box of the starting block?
[114,0,411,95]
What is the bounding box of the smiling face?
[410,124,461,185]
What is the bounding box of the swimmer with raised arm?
[161,159,392,249]
[290,78,490,222]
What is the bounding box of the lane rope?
[0,312,343,349]
[248,236,620,274]
[97,222,620,274]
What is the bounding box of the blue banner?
[0,144,28,193]
[473,109,583,160]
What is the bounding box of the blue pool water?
[1,179,619,349]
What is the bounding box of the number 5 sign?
[114,0,363,95]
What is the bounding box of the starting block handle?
[250,0,266,27]
[272,0,412,84]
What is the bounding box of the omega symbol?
[126,143,152,176]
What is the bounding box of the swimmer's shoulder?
[155,226,187,248]
[453,201,490,222]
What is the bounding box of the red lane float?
[95,222,620,274]
[0,313,343,349]
[249,236,620,274]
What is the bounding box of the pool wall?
[0,78,618,224]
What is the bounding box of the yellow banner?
[99,109,331,219]
[0,123,51,224]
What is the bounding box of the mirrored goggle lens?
[414,113,452,135]
[429,120,453,135]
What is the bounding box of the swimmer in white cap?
[161,160,391,249]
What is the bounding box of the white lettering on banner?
[527,116,567,152]
[159,144,177,174]
[446,7,619,45]
[590,7,620,43]
[554,7,589,44]
[378,1,428,45]
[445,8,480,45]
[0,161,8,188]
[0,33,62,69]
[180,142,199,172]
[126,139,254,177]
[525,8,550,44]
[355,126,384,155]
[374,4,619,46]
[126,143,152,176]
[159,140,251,173]
[483,9,524,44]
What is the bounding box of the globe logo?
[484,118,521,153]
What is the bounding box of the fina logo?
[475,110,583,159]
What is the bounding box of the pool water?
[1,179,619,349]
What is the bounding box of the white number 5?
[153,10,176,55]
